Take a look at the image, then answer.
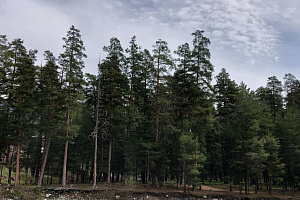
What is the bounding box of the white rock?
[203,195,207,199]
[46,194,51,198]
[115,195,121,199]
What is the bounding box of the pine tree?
[152,39,173,186]
[37,51,65,187]
[124,36,144,180]
[173,42,203,190]
[214,68,238,185]
[229,83,269,194]
[257,76,283,120]
[59,25,86,188]
[138,49,156,184]
[0,35,11,159]
[190,30,214,184]
[101,37,128,184]
[152,39,173,143]
[264,133,284,196]
[7,39,37,186]
[283,73,300,109]
[277,107,300,195]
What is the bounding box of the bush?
[1,189,23,199]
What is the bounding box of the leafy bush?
[1,189,23,199]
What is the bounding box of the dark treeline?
[0,26,300,195]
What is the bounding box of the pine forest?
[0,26,300,196]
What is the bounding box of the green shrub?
[1,189,24,199]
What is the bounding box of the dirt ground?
[1,183,299,199]
[42,183,300,199]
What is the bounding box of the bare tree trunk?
[245,164,249,194]
[183,172,186,193]
[62,139,69,188]
[38,135,51,187]
[107,139,112,184]
[15,132,21,187]
[240,180,242,194]
[93,69,101,189]
[152,171,156,186]
[269,176,273,196]
[62,106,70,188]
[15,92,24,187]
[8,147,13,184]
[0,164,3,184]
[147,150,150,185]
[93,133,98,188]
[255,178,258,194]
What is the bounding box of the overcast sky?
[1,0,299,90]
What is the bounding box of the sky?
[1,0,299,90]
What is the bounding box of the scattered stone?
[115,194,121,199]
[45,193,51,198]
[203,195,207,199]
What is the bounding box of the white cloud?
[1,0,299,90]
[124,0,297,60]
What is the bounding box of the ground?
[1,182,299,199]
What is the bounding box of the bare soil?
[1,183,299,199]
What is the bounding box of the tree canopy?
[0,27,299,196]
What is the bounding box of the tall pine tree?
[59,25,86,188]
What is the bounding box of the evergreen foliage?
[0,28,299,196]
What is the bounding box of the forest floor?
[1,182,299,200]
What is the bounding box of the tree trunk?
[0,165,3,184]
[269,176,273,196]
[240,181,242,194]
[15,93,24,187]
[93,132,97,188]
[8,166,11,184]
[15,139,21,186]
[38,135,51,187]
[147,150,150,185]
[9,152,14,185]
[255,178,258,194]
[183,171,186,193]
[62,139,69,188]
[152,171,156,186]
[62,106,70,188]
[76,172,79,183]
[245,171,248,194]
[107,139,112,184]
